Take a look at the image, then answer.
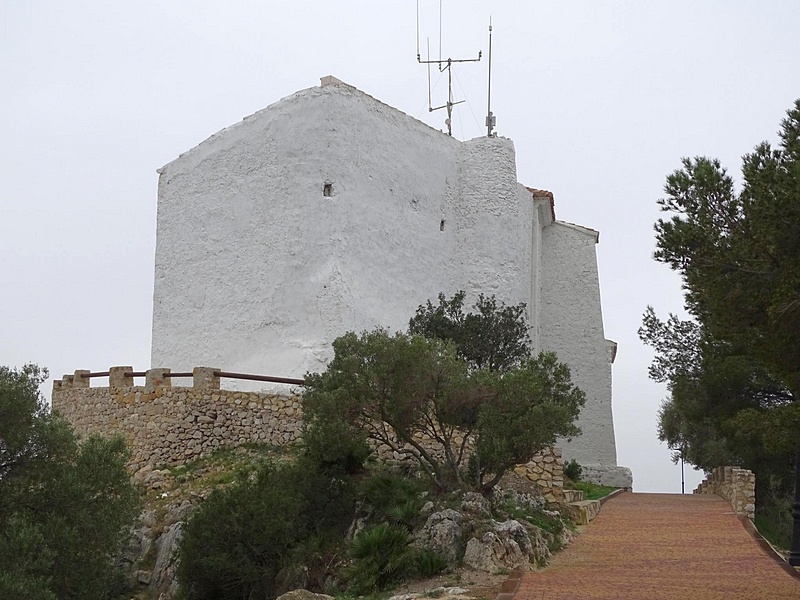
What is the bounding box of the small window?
[323,183,333,197]
[440,219,446,231]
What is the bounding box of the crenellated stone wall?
[52,366,565,502]
[52,367,303,472]
[694,466,756,521]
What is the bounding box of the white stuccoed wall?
[452,137,532,304]
[151,78,630,485]
[538,221,631,485]
[152,81,529,377]
[528,195,552,352]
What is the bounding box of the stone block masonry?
[52,368,303,472]
[52,366,564,503]
[694,466,756,521]
[513,447,565,504]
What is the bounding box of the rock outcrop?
[276,590,334,600]
[149,522,183,597]
[463,519,551,573]
[414,509,465,567]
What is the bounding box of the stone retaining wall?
[52,366,564,502]
[694,466,755,521]
[513,446,565,504]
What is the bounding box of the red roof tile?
[525,187,553,200]
[525,187,556,222]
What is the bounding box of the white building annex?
[151,76,632,487]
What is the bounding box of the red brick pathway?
[515,492,800,600]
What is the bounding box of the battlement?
[52,366,303,472]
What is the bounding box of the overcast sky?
[3,1,799,493]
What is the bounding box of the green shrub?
[344,523,444,595]
[0,365,139,600]
[177,460,354,600]
[755,493,793,550]
[414,549,448,578]
[563,459,582,481]
[360,472,422,510]
[359,472,426,529]
[304,330,585,494]
[345,523,414,593]
[303,416,371,475]
[386,499,424,530]
[280,534,341,595]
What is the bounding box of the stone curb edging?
[599,487,627,506]
[564,487,627,526]
[738,515,800,581]
[495,569,523,600]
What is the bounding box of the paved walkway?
[515,492,800,600]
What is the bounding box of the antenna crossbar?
[417,56,482,66]
[416,0,482,136]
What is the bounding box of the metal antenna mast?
[416,0,482,136]
[485,17,496,137]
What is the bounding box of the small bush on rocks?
[563,459,582,481]
[493,495,570,552]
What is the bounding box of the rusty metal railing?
[56,367,306,389]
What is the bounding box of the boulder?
[276,590,334,600]
[140,509,157,528]
[414,509,465,567]
[525,524,552,565]
[464,532,524,573]
[463,519,550,572]
[388,587,470,600]
[135,570,152,585]
[131,464,153,485]
[460,492,492,517]
[142,469,171,490]
[558,524,576,548]
[419,500,435,517]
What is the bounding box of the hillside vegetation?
[128,442,576,600]
[3,292,588,599]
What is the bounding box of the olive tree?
[302,330,584,492]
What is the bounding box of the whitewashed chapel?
[151,76,631,486]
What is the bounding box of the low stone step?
[563,488,585,503]
[564,499,601,526]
